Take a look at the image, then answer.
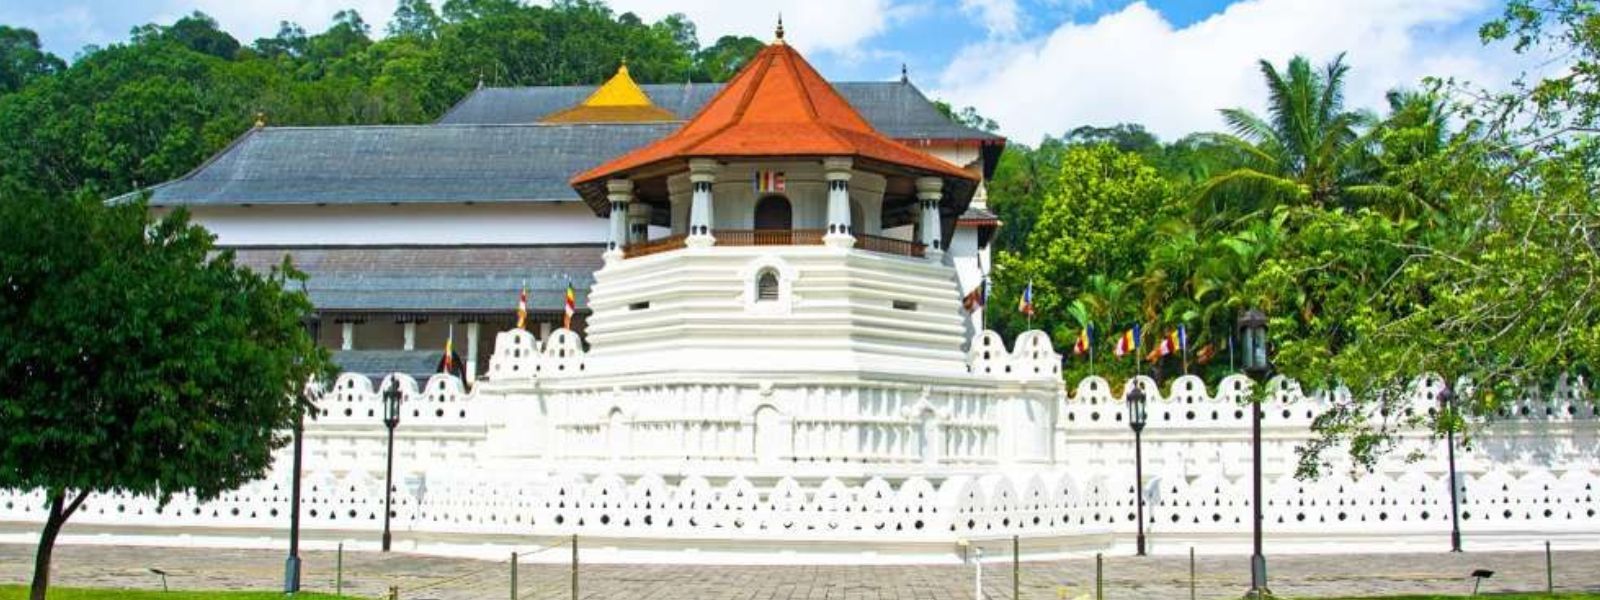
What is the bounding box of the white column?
[403,322,417,351]
[538,321,552,340]
[340,322,354,351]
[687,158,717,248]
[605,178,633,261]
[915,176,945,260]
[627,204,651,245]
[823,156,854,248]
[465,321,480,385]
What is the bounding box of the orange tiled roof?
[571,42,976,186]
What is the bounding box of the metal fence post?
[1013,535,1020,600]
[571,534,579,600]
[1189,546,1196,600]
[1546,540,1554,594]
[1095,552,1103,600]
[511,551,519,600]
[975,547,984,600]
[336,542,344,598]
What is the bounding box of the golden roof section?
[540,63,679,124]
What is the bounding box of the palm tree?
[1197,54,1385,223]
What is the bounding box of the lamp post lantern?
[1440,382,1463,553]
[381,379,403,553]
[1127,385,1149,556]
[1237,308,1271,600]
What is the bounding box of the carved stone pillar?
[915,176,944,259]
[823,156,854,249]
[688,158,717,248]
[605,178,634,261]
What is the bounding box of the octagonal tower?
[569,32,983,378]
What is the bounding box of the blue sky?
[1,0,1525,144]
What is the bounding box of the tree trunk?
[30,489,87,600]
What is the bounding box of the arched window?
[757,269,779,302]
[754,195,792,230]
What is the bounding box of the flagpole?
[1181,326,1189,376]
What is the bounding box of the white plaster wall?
[665,160,888,235]
[158,202,608,246]
[948,227,988,348]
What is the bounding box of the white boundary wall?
[2,329,1596,563]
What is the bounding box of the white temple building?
[4,29,1597,564]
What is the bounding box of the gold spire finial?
[254,111,266,128]
[775,14,785,43]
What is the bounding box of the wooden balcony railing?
[621,229,926,259]
[853,233,927,258]
[622,233,688,258]
[715,229,827,247]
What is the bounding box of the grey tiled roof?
[142,123,678,206]
[439,81,1003,142]
[230,245,602,312]
[959,205,999,222]
[332,350,443,380]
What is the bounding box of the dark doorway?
[754,195,793,230]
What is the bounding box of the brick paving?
[3,543,1598,599]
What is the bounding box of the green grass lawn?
[0,586,359,599]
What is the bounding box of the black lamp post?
[1237,308,1271,600]
[1127,385,1149,556]
[1440,382,1463,553]
[381,379,403,553]
[284,314,318,593]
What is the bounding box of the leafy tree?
[252,22,308,59]
[1285,0,1600,476]
[0,194,332,600]
[389,0,444,39]
[991,144,1179,371]
[1062,123,1160,155]
[932,99,999,132]
[0,26,63,95]
[692,35,763,83]
[132,12,241,59]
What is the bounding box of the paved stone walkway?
[3,543,1598,599]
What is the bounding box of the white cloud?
[932,0,1522,144]
[959,0,1021,38]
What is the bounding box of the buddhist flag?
[516,283,529,330]
[442,329,454,373]
[563,283,577,330]
[1073,325,1092,356]
[962,280,987,312]
[1018,280,1035,318]
[1113,325,1140,358]
[754,170,786,193]
[438,323,461,378]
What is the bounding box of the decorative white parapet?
[485,327,588,382]
[966,329,1063,380]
